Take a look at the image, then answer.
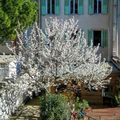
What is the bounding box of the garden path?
[84,107,120,120]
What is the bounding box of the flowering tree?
[0,74,29,119]
[41,18,112,90]
[0,17,112,119]
[8,17,112,90]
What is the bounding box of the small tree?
[0,17,112,119]
[0,0,37,43]
[8,17,112,90]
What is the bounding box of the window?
[52,0,55,14]
[47,0,51,14]
[88,30,108,47]
[93,31,101,46]
[64,0,83,15]
[70,0,74,14]
[75,0,78,14]
[88,0,108,14]
[98,0,102,13]
[47,0,55,14]
[70,0,78,14]
[88,30,101,46]
[94,0,101,13]
[41,0,60,15]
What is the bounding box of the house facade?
[39,0,113,61]
[39,0,120,105]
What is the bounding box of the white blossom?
[8,17,112,90]
[0,17,112,119]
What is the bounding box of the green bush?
[75,97,89,111]
[40,93,71,120]
[74,98,89,118]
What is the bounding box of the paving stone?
[85,107,120,120]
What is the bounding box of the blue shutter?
[64,0,70,15]
[42,0,47,15]
[88,30,93,46]
[102,0,108,14]
[101,30,108,48]
[55,0,60,15]
[78,0,83,15]
[88,0,94,15]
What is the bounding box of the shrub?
[40,93,71,120]
[75,97,89,111]
[74,97,89,118]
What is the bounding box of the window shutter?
[101,30,108,48]
[55,0,60,15]
[41,0,47,15]
[102,0,108,14]
[78,0,83,15]
[64,0,70,15]
[88,0,94,15]
[88,30,93,46]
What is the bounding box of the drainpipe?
[38,0,42,28]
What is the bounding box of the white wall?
[41,0,112,60]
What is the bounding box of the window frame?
[94,0,102,14]
[88,29,108,48]
[47,0,55,14]
[93,30,101,46]
[88,0,108,15]
[70,0,79,14]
